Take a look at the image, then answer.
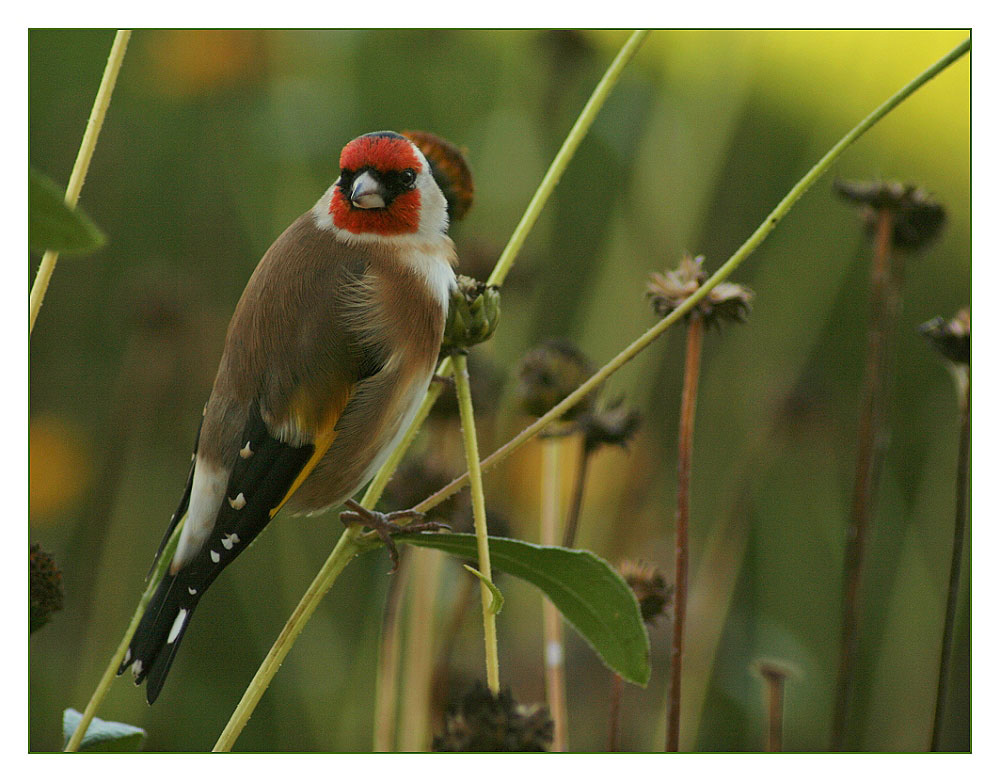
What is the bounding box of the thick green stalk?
[486,30,649,287]
[411,37,972,518]
[30,30,131,335]
[213,527,369,751]
[453,353,500,693]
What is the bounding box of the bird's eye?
[400,169,417,188]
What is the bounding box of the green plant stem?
[372,553,411,751]
[541,433,569,751]
[208,30,651,751]
[213,526,369,751]
[931,368,971,750]
[831,207,898,750]
[486,29,649,288]
[398,548,444,751]
[63,519,181,752]
[452,353,500,693]
[30,29,130,336]
[409,37,970,520]
[561,437,592,549]
[667,314,704,752]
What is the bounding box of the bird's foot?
[340,499,450,573]
[432,373,455,390]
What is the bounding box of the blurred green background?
[28,29,970,752]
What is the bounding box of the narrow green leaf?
[401,533,650,685]
[463,564,505,615]
[29,167,105,254]
[62,708,146,752]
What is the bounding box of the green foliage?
[62,709,145,752]
[463,564,505,615]
[29,167,105,254]
[403,533,651,686]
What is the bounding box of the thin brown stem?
[832,208,898,750]
[667,314,704,752]
[541,434,569,751]
[763,673,785,752]
[561,437,592,549]
[607,673,625,751]
[931,369,971,750]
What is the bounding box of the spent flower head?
[402,130,475,222]
[580,397,642,453]
[647,254,753,328]
[514,339,597,421]
[619,559,673,625]
[919,307,970,367]
[433,682,553,751]
[30,543,64,634]
[440,275,500,357]
[833,179,946,251]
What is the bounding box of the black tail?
[118,572,202,704]
[119,403,315,704]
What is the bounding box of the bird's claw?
[340,499,450,573]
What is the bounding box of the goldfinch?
[119,131,462,704]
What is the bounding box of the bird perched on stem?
[119,131,467,704]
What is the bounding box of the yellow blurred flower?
[29,414,92,520]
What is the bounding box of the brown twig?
[931,370,971,750]
[831,207,900,750]
[667,313,704,752]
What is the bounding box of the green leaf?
[29,167,105,254]
[463,564,504,615]
[401,533,650,685]
[62,708,146,752]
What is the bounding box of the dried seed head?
[619,559,673,625]
[752,657,800,684]
[919,307,970,366]
[647,254,753,328]
[30,543,64,634]
[580,398,642,453]
[440,275,501,357]
[402,130,475,222]
[433,682,553,751]
[833,179,946,251]
[514,339,597,421]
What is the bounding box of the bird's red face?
[330,133,424,236]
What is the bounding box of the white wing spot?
[221,532,240,550]
[167,609,189,644]
[131,659,144,678]
[228,492,246,510]
[187,586,197,595]
[210,549,220,563]
[240,441,253,459]
[122,648,132,665]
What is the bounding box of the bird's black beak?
[349,171,386,209]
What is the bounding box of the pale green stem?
[64,519,180,752]
[213,527,371,751]
[453,352,500,693]
[30,30,131,336]
[208,33,967,751]
[486,30,649,288]
[410,36,972,518]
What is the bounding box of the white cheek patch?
[172,457,228,571]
